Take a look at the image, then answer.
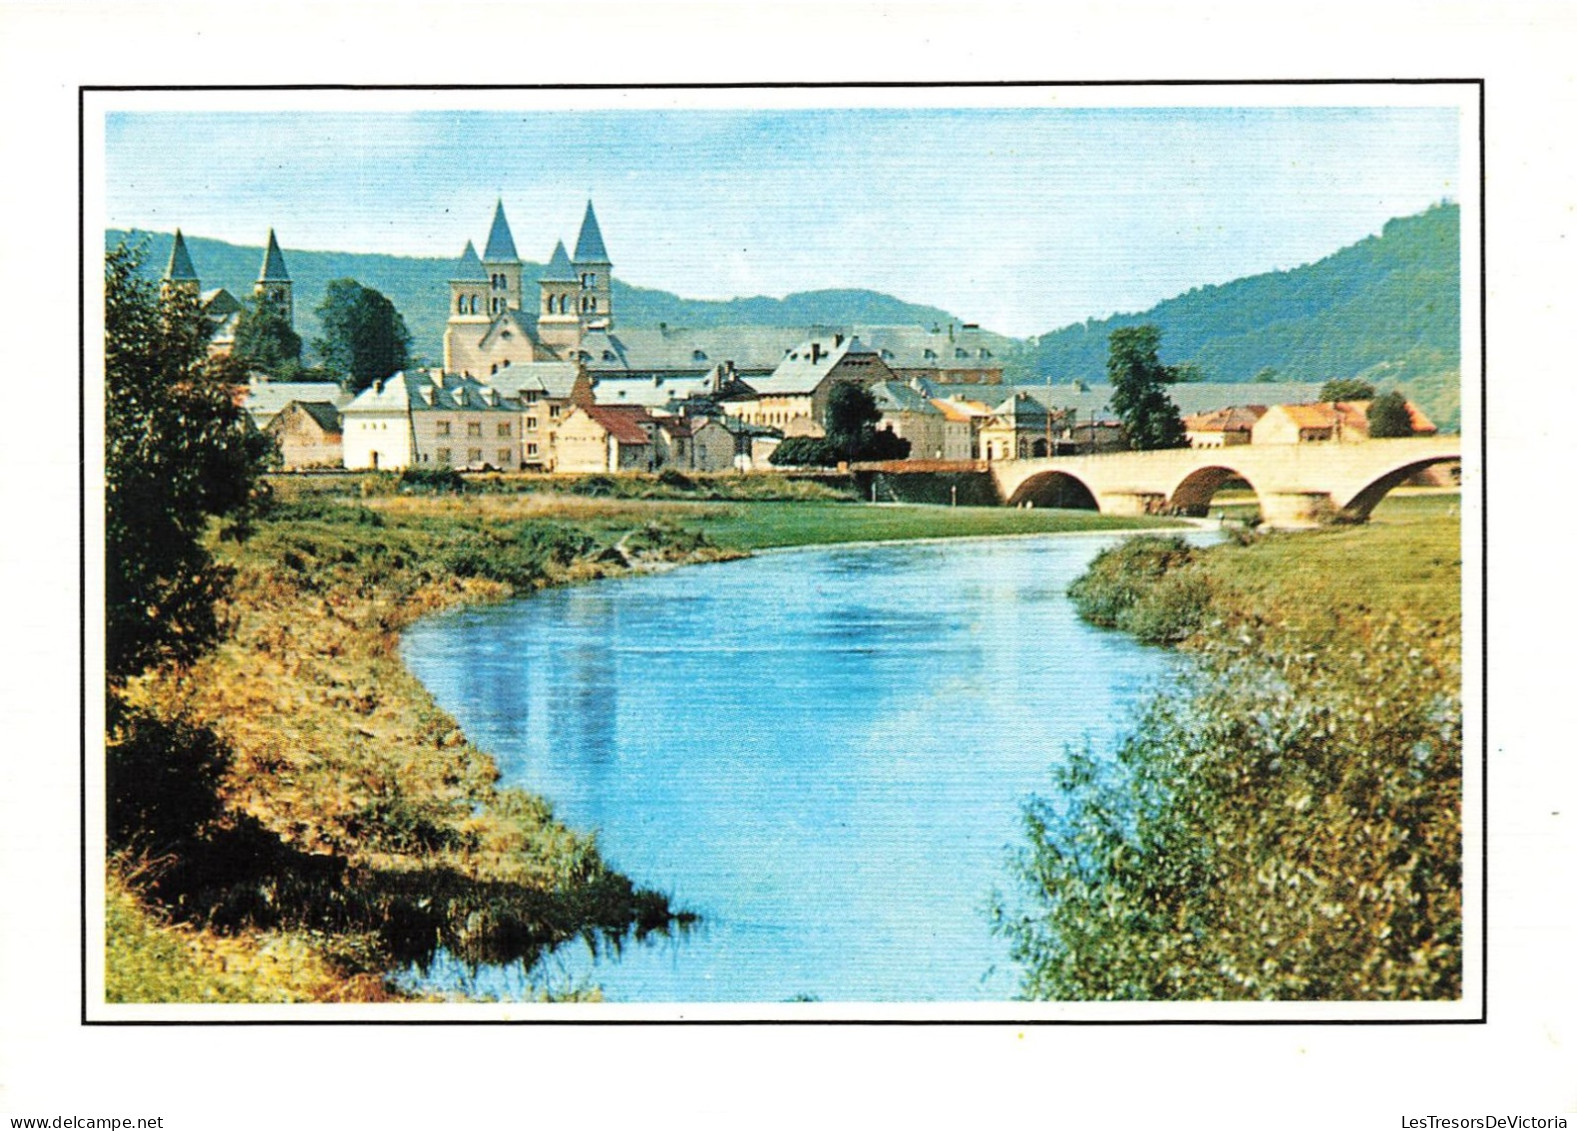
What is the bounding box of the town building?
[266,401,344,469]
[1183,404,1267,448]
[341,370,522,471]
[869,380,949,461]
[1251,400,1436,445]
[723,335,896,436]
[553,403,659,473]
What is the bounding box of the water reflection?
[399,533,1197,1001]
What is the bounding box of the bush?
[655,467,695,490]
[107,706,231,853]
[1067,535,1202,638]
[996,615,1462,1000]
[400,467,466,493]
[769,436,840,468]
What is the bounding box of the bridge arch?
[1005,469,1100,510]
[1338,455,1462,521]
[1167,465,1258,517]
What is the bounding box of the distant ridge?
[1017,202,1461,427]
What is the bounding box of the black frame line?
[80,78,1489,1027]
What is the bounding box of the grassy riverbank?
[108,475,1168,1003]
[1001,491,1464,1000]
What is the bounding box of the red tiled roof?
[582,404,654,445]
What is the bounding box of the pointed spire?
[483,199,519,262]
[164,229,198,281]
[451,239,488,282]
[258,229,291,282]
[572,200,609,263]
[539,239,575,282]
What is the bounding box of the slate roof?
[165,230,198,281]
[483,200,519,262]
[539,240,576,282]
[573,200,609,263]
[269,400,344,435]
[909,381,1326,424]
[258,229,290,282]
[593,373,716,409]
[342,371,518,416]
[484,361,584,401]
[243,380,352,425]
[451,240,488,283]
[747,336,876,397]
[870,380,943,416]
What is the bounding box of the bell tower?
[444,239,492,375]
[255,229,293,326]
[481,200,523,316]
[570,200,612,332]
[161,229,201,303]
[536,239,581,352]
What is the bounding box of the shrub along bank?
[998,494,1464,1000]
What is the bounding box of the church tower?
[481,200,523,316]
[570,200,612,332]
[443,239,492,375]
[255,229,293,325]
[161,229,201,303]
[536,239,581,352]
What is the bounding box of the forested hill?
[1016,203,1461,424]
[105,230,959,365]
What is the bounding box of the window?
[497,422,511,437]
[527,443,539,457]
[468,448,483,463]
[498,449,512,465]
[923,348,937,360]
[602,349,616,361]
[525,390,539,404]
[692,349,707,362]
[436,421,451,436]
[457,296,466,314]
[549,405,561,419]
[525,416,538,431]
[466,422,482,437]
[437,448,452,465]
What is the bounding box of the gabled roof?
[342,371,518,415]
[258,229,290,282]
[572,200,609,263]
[539,240,575,282]
[870,380,942,416]
[593,373,716,408]
[484,362,585,401]
[269,400,343,435]
[451,240,488,283]
[1183,404,1268,433]
[243,380,353,422]
[931,397,992,422]
[749,336,858,396]
[483,200,519,262]
[165,230,199,282]
[579,404,654,445]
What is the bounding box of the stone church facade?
[443,200,614,379]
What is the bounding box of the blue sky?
[104,105,1461,338]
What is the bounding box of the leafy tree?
[313,279,411,393]
[232,291,302,376]
[995,615,1461,1000]
[1106,326,1188,450]
[105,243,276,684]
[1319,377,1376,402]
[1367,390,1415,437]
[822,381,913,462]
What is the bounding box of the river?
[396,532,1194,1002]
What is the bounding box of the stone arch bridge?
[990,436,1461,527]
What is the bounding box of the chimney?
[811,342,823,364]
[834,333,844,348]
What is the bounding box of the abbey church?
[443,200,614,377]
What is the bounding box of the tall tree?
[1106,326,1188,451]
[105,243,275,683]
[822,380,911,462]
[232,291,302,376]
[1367,391,1415,437]
[313,279,412,393]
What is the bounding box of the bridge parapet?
[992,436,1460,526]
